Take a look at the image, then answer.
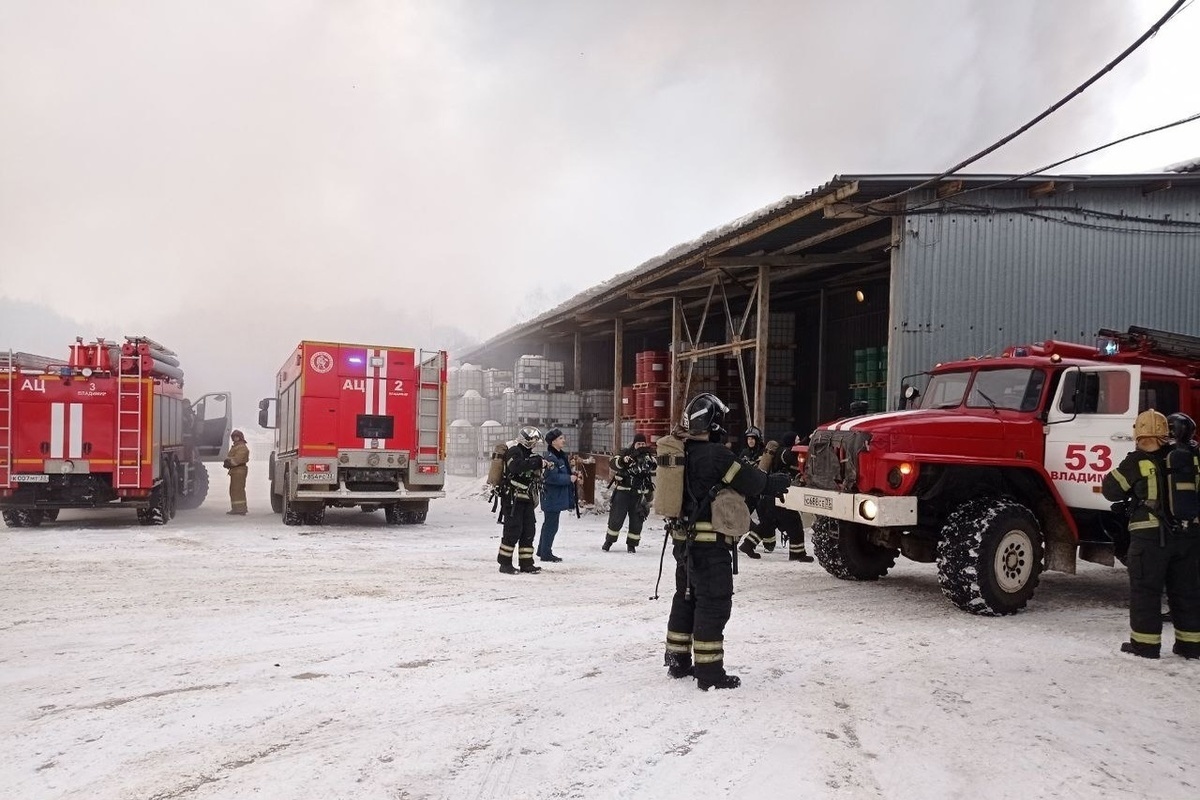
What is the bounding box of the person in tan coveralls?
[224,430,250,515]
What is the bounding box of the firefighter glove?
[766,473,791,497]
[222,458,233,469]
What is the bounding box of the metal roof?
[461,171,1200,362]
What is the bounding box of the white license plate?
[10,474,50,483]
[803,494,834,511]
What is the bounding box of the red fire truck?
[784,326,1200,616]
[258,341,448,526]
[1,337,233,527]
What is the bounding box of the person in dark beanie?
[604,432,655,553]
[537,428,576,562]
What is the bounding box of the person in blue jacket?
[537,428,577,562]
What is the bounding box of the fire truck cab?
[1,337,233,527]
[259,341,448,526]
[784,326,1200,616]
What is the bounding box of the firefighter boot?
[1120,640,1161,659]
[739,538,761,560]
[664,652,693,679]
[519,562,542,574]
[1173,639,1200,659]
[696,672,741,691]
[498,563,517,575]
[602,532,618,552]
[790,551,815,563]
[627,542,637,553]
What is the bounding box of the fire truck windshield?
[921,368,1046,412]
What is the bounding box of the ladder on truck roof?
[416,350,445,463]
[0,350,14,488]
[115,352,145,488]
[1100,326,1200,366]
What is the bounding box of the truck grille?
[804,430,871,492]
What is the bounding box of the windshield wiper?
[974,389,1000,414]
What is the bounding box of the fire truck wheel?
[384,504,403,525]
[269,453,283,514]
[282,472,304,526]
[937,496,1044,616]
[42,509,60,523]
[137,485,170,526]
[165,460,179,520]
[811,516,898,580]
[304,507,326,526]
[4,509,46,527]
[176,459,210,511]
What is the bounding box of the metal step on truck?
[1,337,232,527]
[258,341,448,526]
[783,326,1200,615]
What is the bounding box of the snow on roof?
[1165,157,1200,174]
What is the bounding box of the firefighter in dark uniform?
[738,426,765,465]
[664,394,789,690]
[736,427,773,558]
[603,433,655,553]
[497,426,548,575]
[741,431,814,562]
[223,429,249,515]
[1102,410,1200,659]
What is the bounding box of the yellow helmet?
[1133,410,1168,441]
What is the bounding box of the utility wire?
[904,110,1200,209]
[857,0,1189,213]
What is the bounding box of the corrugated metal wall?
[887,185,1200,405]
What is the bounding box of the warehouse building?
[456,171,1200,457]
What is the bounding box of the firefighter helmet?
[1133,410,1168,442]
[517,426,543,448]
[1168,412,1196,444]
[745,426,763,441]
[682,393,729,435]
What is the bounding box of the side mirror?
[257,397,276,430]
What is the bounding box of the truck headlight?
[859,498,878,521]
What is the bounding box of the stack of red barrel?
[632,350,671,442]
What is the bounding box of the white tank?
[454,389,489,426]
[447,419,480,477]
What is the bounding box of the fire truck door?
[190,393,233,462]
[1044,365,1140,512]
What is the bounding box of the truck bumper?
[295,488,445,502]
[781,486,917,527]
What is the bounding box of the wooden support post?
[816,288,827,422]
[613,318,624,452]
[573,331,582,392]
[754,264,769,429]
[671,297,682,428]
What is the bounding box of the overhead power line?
[906,109,1200,207]
[860,0,1190,212]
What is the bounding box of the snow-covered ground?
[3,457,1199,800]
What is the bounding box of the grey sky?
[2,1,1198,420]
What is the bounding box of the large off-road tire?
[165,460,179,520]
[176,459,210,511]
[398,500,429,525]
[269,453,283,514]
[137,484,170,526]
[937,496,1044,616]
[811,516,899,580]
[282,471,304,526]
[4,509,46,528]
